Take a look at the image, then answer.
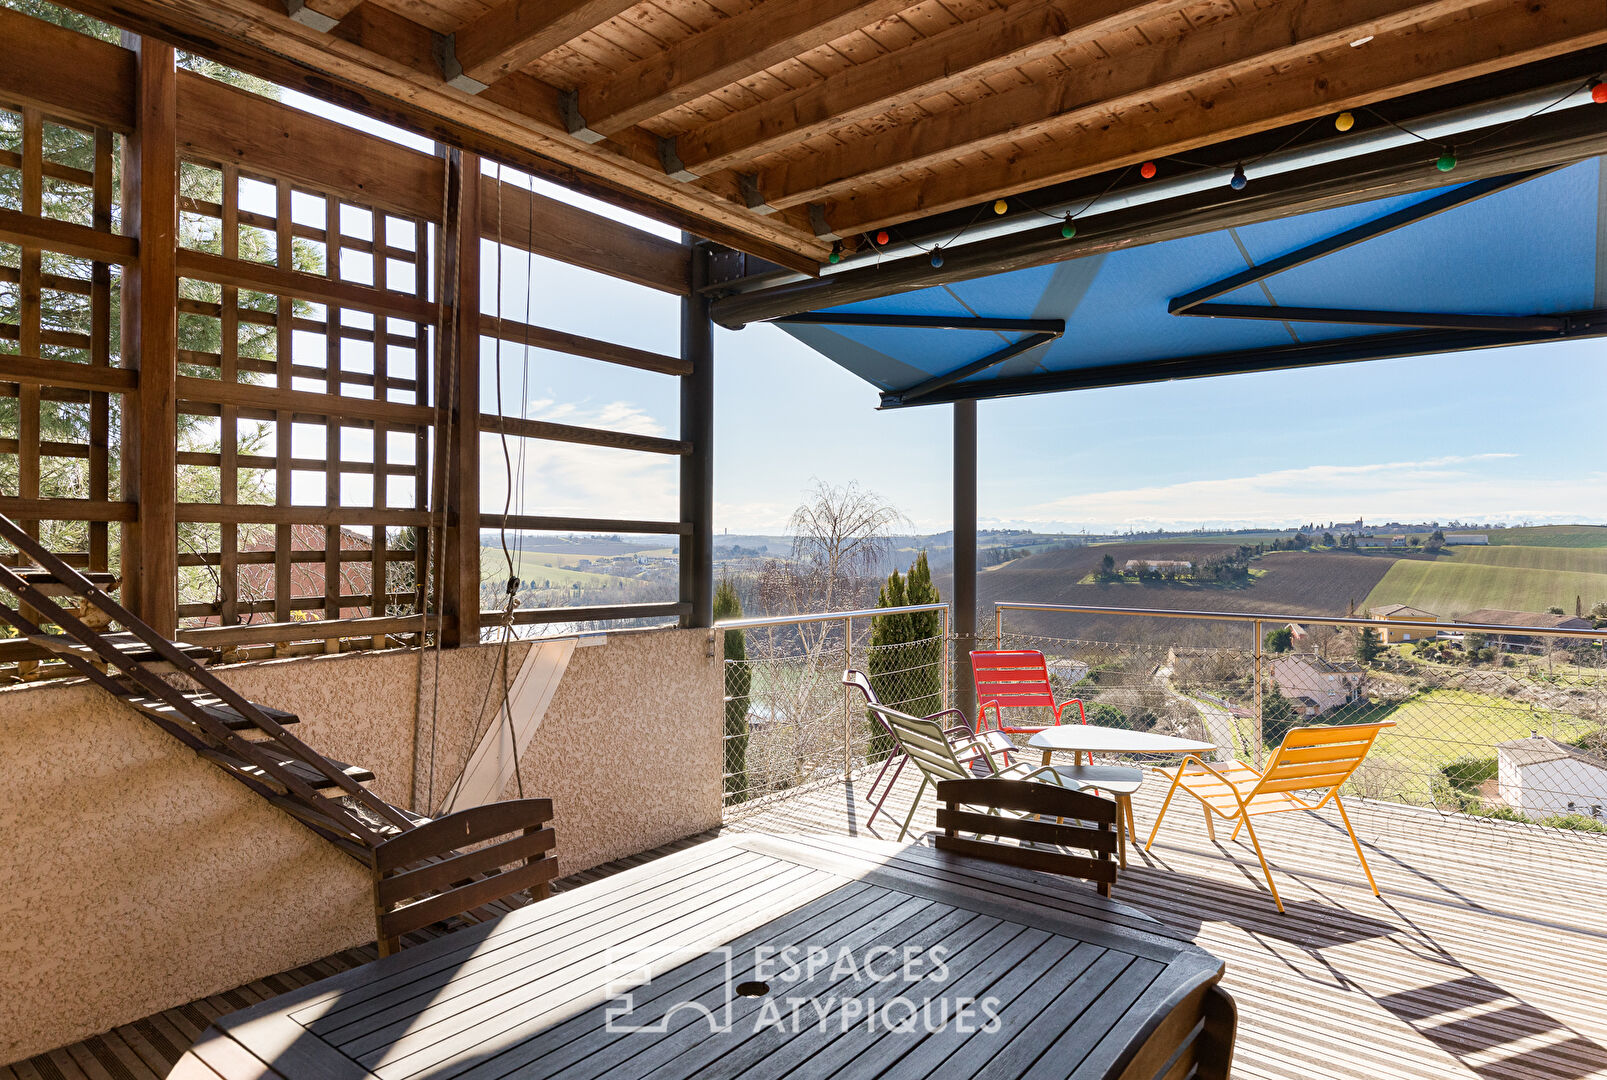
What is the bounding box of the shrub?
[715,580,751,805]
[1440,756,1497,792]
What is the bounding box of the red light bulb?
[874,230,890,245]
[1593,81,1607,105]
[1139,161,1158,179]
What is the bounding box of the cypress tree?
[867,552,944,760]
[714,580,750,804]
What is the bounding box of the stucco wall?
[0,627,721,1064]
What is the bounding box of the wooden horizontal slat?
[176,504,430,526]
[479,176,689,294]
[0,497,136,521]
[378,828,558,907]
[177,614,438,647]
[376,799,555,868]
[174,450,417,475]
[379,857,557,941]
[0,207,136,264]
[478,412,689,455]
[175,249,437,322]
[0,355,136,393]
[177,547,416,567]
[495,514,690,535]
[177,70,446,221]
[502,601,691,624]
[176,375,434,427]
[939,777,1120,824]
[0,6,137,131]
[936,806,1119,854]
[933,832,1118,883]
[478,315,689,375]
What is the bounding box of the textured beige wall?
[0,627,721,1064]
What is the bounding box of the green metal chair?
[866,699,1080,841]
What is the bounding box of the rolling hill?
[1484,525,1607,548]
[1363,545,1607,618]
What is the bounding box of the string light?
[1436,147,1457,172]
[993,199,1009,215]
[875,229,890,245]
[827,242,843,265]
[1593,80,1607,105]
[1230,163,1248,190]
[1335,111,1355,131]
[930,248,944,268]
[1139,161,1157,180]
[1061,215,1076,239]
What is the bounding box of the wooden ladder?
[0,513,418,859]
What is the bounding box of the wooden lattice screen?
[1,10,709,664]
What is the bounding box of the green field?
[1363,545,1607,618]
[1485,525,1607,548]
[1362,689,1595,804]
[478,547,620,588]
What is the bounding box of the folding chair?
[842,669,1016,828]
[1145,722,1395,913]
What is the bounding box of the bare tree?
[759,480,903,615]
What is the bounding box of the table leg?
[1116,794,1129,868]
[1041,750,1053,768]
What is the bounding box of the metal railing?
[717,598,1607,841]
[995,602,1607,837]
[716,603,949,809]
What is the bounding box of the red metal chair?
[970,649,1087,735]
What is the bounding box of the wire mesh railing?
[995,603,1607,839]
[717,603,948,810]
[717,599,1607,843]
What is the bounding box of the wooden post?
[436,148,480,647]
[120,37,179,636]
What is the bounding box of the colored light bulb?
[1139,161,1157,180]
[930,248,944,268]
[993,199,1009,215]
[1230,163,1247,190]
[1436,149,1457,172]
[875,230,890,245]
[1061,218,1076,239]
[1335,111,1355,131]
[1592,81,1607,105]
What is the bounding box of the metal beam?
[878,310,1607,406]
[679,241,714,629]
[953,398,978,724]
[1179,303,1567,333]
[1167,170,1548,313]
[773,312,1066,334]
[885,331,1060,406]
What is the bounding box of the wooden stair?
[0,514,416,861]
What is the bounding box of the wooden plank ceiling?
[65,0,1607,272]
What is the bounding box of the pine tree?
[714,579,750,804]
[866,551,944,760]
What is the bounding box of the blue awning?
[775,159,1607,407]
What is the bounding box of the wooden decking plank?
[109,1024,176,1078]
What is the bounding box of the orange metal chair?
[1144,721,1395,913]
[970,649,1087,735]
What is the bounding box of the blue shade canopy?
[776,159,1607,407]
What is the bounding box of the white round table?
[1027,725,1216,866]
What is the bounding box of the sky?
[276,90,1607,538]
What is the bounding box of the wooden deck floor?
[10,772,1605,1080]
[723,772,1607,1080]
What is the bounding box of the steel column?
[953,398,978,724]
[679,241,715,628]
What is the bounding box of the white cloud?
[1017,454,1607,532]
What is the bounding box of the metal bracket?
[559,91,608,145]
[432,33,489,94]
[809,204,839,242]
[738,174,777,216]
[706,248,748,288]
[658,137,699,183]
[285,0,339,32]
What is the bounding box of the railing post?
[1252,618,1264,768]
[843,615,853,780]
[995,604,1004,649]
[941,605,951,711]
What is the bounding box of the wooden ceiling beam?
[577,0,920,137]
[451,0,645,89]
[814,0,1607,234]
[52,0,827,270]
[767,0,1499,212]
[673,0,1196,177]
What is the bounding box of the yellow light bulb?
[1335,111,1355,132]
[993,199,1009,215]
